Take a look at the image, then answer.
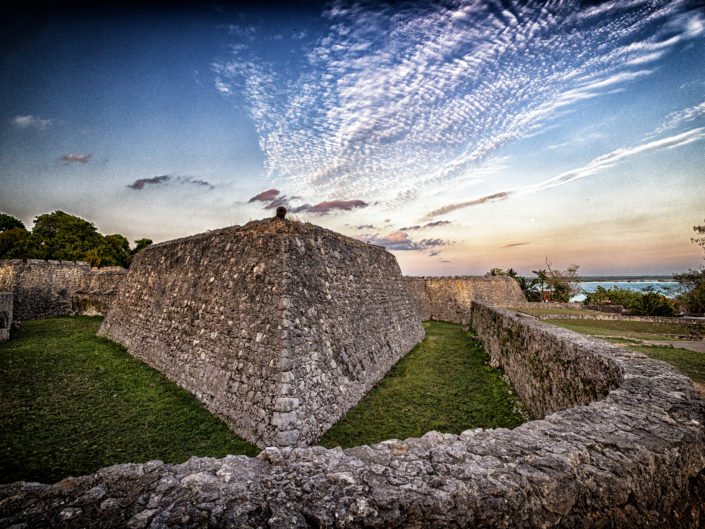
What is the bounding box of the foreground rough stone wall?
[403,276,526,324]
[0,291,12,342]
[98,218,424,448]
[72,267,127,316]
[0,260,90,321]
[3,303,703,528]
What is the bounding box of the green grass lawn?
[319,321,526,449]
[1,317,525,484]
[0,317,258,484]
[546,318,704,341]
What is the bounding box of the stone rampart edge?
[2,303,703,527]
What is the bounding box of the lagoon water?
[571,281,678,303]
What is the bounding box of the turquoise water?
[571,281,678,302]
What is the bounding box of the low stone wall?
[512,301,584,310]
[3,304,703,527]
[0,260,90,321]
[470,303,622,418]
[535,313,704,325]
[72,267,127,316]
[403,276,526,324]
[0,291,12,342]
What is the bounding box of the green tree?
[25,211,106,263]
[674,219,705,314]
[104,234,131,267]
[532,269,548,301]
[0,213,25,232]
[0,227,29,258]
[584,286,675,316]
[517,276,541,301]
[132,238,152,253]
[544,259,581,303]
[125,238,152,266]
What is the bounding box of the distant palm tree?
[532,269,548,301]
[517,276,540,302]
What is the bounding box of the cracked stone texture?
[0,291,11,342]
[73,267,128,316]
[0,259,90,321]
[404,276,527,324]
[97,218,425,449]
[2,303,703,528]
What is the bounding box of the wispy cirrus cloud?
[128,175,215,191]
[214,0,703,204]
[423,192,511,221]
[502,242,530,248]
[400,220,451,231]
[12,115,53,129]
[61,154,91,164]
[655,100,705,134]
[423,127,705,220]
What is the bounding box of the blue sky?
[1,0,704,275]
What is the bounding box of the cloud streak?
[128,175,215,191]
[290,199,368,215]
[12,115,53,129]
[61,154,91,164]
[423,127,705,220]
[354,231,449,251]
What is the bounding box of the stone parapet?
[2,302,703,527]
[534,312,704,324]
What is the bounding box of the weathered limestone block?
[0,260,90,321]
[72,267,127,316]
[403,276,526,324]
[3,302,703,527]
[0,291,12,342]
[98,218,425,448]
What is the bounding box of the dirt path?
[642,340,705,353]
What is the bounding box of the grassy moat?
[0,317,524,484]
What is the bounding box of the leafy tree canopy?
[584,285,676,316]
[0,210,151,268]
[674,219,705,315]
[0,213,26,232]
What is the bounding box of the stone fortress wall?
[98,218,425,449]
[0,259,90,321]
[0,291,12,342]
[0,260,127,320]
[404,275,527,323]
[3,301,702,528]
[72,267,128,316]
